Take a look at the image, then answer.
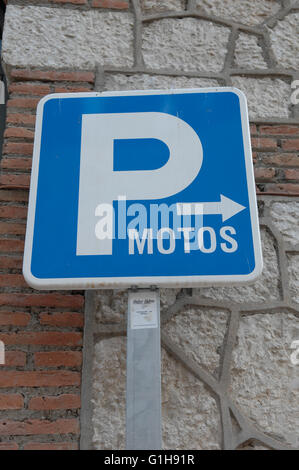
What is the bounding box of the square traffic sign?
[23,88,262,289]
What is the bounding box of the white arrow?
[176,195,246,222]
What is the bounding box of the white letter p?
[76,112,203,255]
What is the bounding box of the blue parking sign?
[23,88,262,289]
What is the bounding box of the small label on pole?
[130,291,158,330]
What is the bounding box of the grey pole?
[126,288,162,450]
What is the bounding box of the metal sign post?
[126,288,162,450]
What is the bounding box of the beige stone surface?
[270,202,299,247]
[230,312,299,448]
[196,0,280,26]
[164,307,228,376]
[288,254,299,304]
[162,347,221,449]
[2,5,134,70]
[140,0,185,13]
[92,338,126,450]
[104,73,220,91]
[269,13,299,70]
[92,337,221,449]
[194,228,281,304]
[234,33,267,69]
[142,18,230,72]
[231,77,290,118]
[160,288,181,312]
[95,289,128,325]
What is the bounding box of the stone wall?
[89,196,299,450]
[0,0,298,450]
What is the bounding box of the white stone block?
[270,202,299,247]
[234,33,267,69]
[95,290,128,325]
[142,18,230,72]
[164,307,228,375]
[92,338,126,450]
[2,5,134,70]
[196,0,280,26]
[231,76,290,119]
[104,73,220,90]
[140,0,185,13]
[268,13,299,70]
[230,312,299,448]
[161,347,221,449]
[288,254,299,304]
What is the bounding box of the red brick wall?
[0,66,298,450]
[0,68,94,450]
[5,0,129,8]
[251,123,299,196]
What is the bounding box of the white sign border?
[23,87,263,290]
